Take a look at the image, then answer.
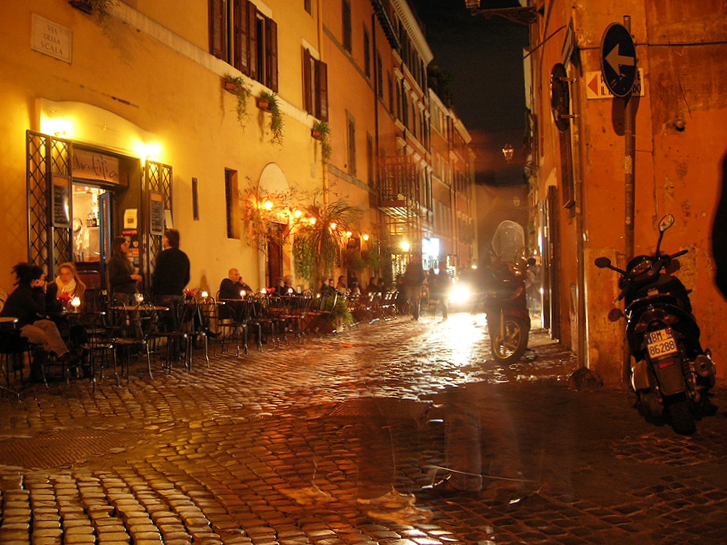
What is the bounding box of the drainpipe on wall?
[317,0,329,206]
[570,55,588,368]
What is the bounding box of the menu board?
[150,191,165,235]
[52,174,71,227]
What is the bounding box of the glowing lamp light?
[294,210,302,218]
[201,291,208,298]
[400,240,411,252]
[260,288,267,294]
[47,117,72,138]
[330,222,337,230]
[71,297,81,309]
[363,234,369,241]
[240,290,246,297]
[346,231,352,237]
[450,284,471,305]
[288,288,294,294]
[135,293,144,304]
[263,200,274,210]
[309,217,317,225]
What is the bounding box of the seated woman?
[52,262,86,309]
[0,263,75,381]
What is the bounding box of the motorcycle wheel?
[489,316,529,365]
[668,400,696,435]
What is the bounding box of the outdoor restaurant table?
[0,317,19,327]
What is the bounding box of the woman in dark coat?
[108,236,142,304]
[0,263,73,380]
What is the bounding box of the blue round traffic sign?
[600,23,637,97]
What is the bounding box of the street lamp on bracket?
[502,142,536,179]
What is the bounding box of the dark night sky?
[409,0,530,185]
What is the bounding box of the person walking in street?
[430,269,450,321]
[152,229,191,351]
[403,255,426,320]
[108,236,142,305]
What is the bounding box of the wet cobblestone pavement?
[1,313,726,544]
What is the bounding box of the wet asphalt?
[1,311,726,544]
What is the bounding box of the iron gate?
[143,160,173,284]
[27,130,73,277]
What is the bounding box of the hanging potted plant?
[222,74,251,127]
[311,121,332,162]
[258,91,284,145]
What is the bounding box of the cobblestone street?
[1,313,726,545]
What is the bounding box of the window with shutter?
[364,29,370,79]
[317,61,328,121]
[303,48,313,115]
[209,0,227,60]
[247,2,258,80]
[376,53,383,98]
[265,18,278,92]
[346,112,356,177]
[234,0,249,74]
[342,0,352,53]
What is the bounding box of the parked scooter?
[595,214,716,434]
[483,252,531,365]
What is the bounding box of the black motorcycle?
[484,255,531,365]
[595,214,716,434]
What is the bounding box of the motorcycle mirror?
[608,308,624,322]
[665,259,681,275]
[658,214,675,233]
[594,257,612,269]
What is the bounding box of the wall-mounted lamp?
[363,233,369,241]
[502,143,515,163]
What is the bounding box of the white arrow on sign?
[605,44,635,76]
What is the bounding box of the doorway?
[71,185,113,292]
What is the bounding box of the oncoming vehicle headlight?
[450,284,471,304]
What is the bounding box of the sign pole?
[622,15,636,382]
[623,15,635,263]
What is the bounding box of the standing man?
[152,229,191,340]
[403,255,426,321]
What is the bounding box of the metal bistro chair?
[0,319,29,398]
[110,301,157,384]
[303,292,338,336]
[282,295,312,342]
[215,298,245,357]
[80,310,116,391]
[152,298,198,373]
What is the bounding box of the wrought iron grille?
[26,131,73,276]
[144,161,173,282]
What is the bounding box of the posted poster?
[52,174,71,227]
[150,191,164,235]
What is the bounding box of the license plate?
[646,328,678,359]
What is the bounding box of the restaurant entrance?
[26,130,173,298]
